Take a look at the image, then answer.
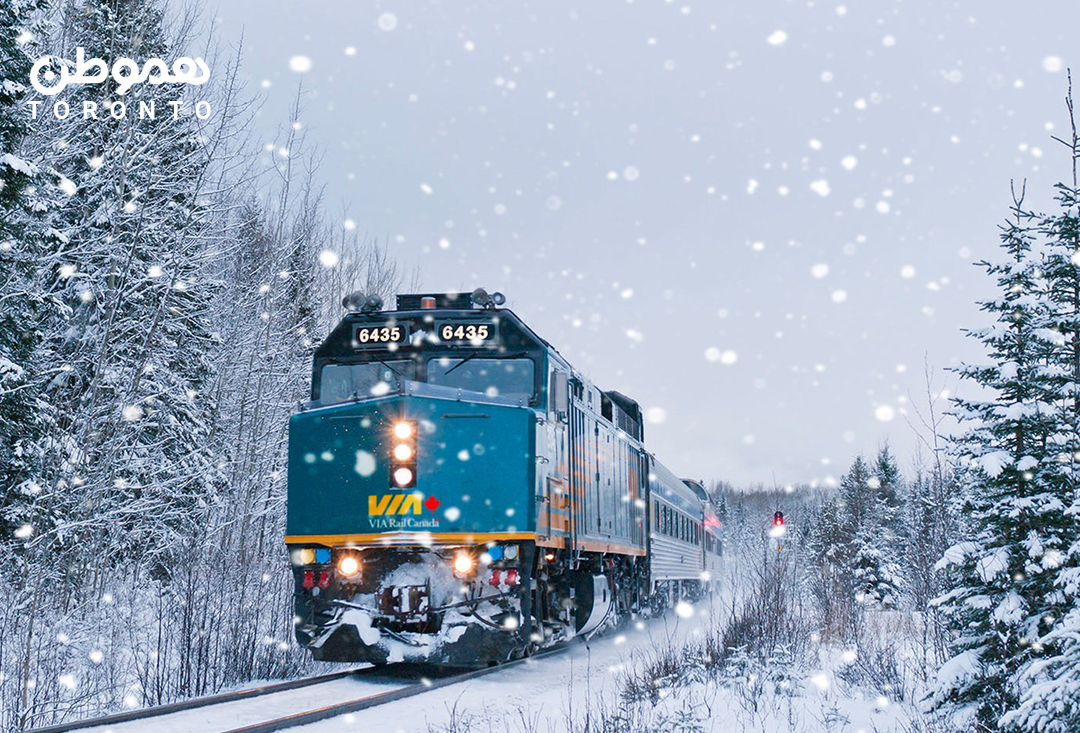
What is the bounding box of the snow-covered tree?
[809,493,858,637]
[0,0,51,542]
[816,453,902,613]
[1001,80,1080,733]
[931,185,1074,731]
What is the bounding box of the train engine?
[286,289,712,666]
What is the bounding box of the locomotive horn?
[470,288,490,307]
[361,294,384,312]
[342,290,366,312]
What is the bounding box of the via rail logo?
[27,47,211,121]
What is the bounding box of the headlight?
[394,421,414,439]
[393,467,414,486]
[503,544,519,561]
[453,552,474,575]
[393,443,413,461]
[338,554,361,578]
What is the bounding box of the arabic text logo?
[30,47,210,97]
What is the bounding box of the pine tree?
[1002,78,1080,733]
[809,494,858,637]
[931,185,1072,731]
[869,444,904,606]
[20,0,230,571]
[830,454,900,608]
[0,1,53,544]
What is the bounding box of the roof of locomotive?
[314,299,556,361]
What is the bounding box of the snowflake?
[288,56,312,73]
[377,12,398,31]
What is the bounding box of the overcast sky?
[205,0,1078,487]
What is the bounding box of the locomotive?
[286,290,723,665]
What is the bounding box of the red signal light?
[773,511,785,527]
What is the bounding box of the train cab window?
[428,356,535,401]
[318,360,414,404]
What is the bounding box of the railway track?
[27,647,566,733]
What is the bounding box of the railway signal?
[773,511,784,527]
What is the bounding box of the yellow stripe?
[285,531,536,547]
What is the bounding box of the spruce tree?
[931,186,1071,730]
[0,0,52,542]
[1002,80,1080,733]
[16,0,230,580]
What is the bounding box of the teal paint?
[287,394,535,540]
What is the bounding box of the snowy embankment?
[292,591,918,733]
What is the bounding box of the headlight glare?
[338,554,361,578]
[453,552,474,575]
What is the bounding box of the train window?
[550,370,569,414]
[318,360,414,404]
[428,357,535,401]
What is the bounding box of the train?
[285,290,723,665]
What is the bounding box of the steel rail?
[26,645,569,733]
[220,646,566,733]
[26,667,369,733]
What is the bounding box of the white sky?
[205,0,1079,486]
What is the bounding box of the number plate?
[352,324,408,348]
[437,322,495,343]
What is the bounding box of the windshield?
[427,357,534,401]
[318,361,414,404]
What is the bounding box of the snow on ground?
[291,596,913,733]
